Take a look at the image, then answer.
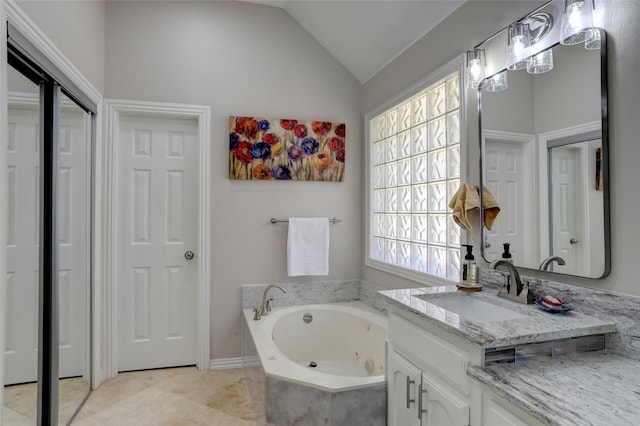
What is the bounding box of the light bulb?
[506,22,531,70]
[512,35,526,57]
[567,1,585,29]
[469,59,481,81]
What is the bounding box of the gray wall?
[362,0,640,298]
[16,0,105,93]
[103,1,362,359]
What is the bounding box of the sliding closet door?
[5,21,97,426]
[2,62,41,424]
[57,92,91,425]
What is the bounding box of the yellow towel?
[481,186,500,230]
[448,183,501,230]
[448,183,477,230]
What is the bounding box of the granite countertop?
[468,351,640,425]
[379,285,617,348]
[379,280,640,425]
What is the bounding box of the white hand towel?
[287,217,330,277]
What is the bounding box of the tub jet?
[309,361,317,368]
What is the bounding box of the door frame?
[102,99,211,378]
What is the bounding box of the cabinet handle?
[418,384,428,420]
[406,376,415,408]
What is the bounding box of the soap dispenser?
[501,243,513,264]
[462,244,477,284]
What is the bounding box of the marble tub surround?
[378,285,617,348]
[265,376,386,426]
[241,280,389,425]
[241,279,389,313]
[241,317,266,425]
[241,299,388,425]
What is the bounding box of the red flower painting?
[229,116,346,181]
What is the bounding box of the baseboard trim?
[209,356,259,370]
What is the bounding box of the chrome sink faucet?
[539,256,566,271]
[489,260,535,304]
[253,284,288,320]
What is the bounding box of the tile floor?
[72,367,254,425]
[4,377,90,425]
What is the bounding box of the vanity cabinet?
[387,313,472,426]
[387,310,549,426]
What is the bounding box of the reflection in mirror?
[3,63,40,425]
[547,132,604,276]
[479,28,609,278]
[57,92,91,425]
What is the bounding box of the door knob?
[184,250,195,260]
[570,238,580,245]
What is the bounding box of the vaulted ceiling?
[241,1,466,83]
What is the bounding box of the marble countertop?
[469,351,640,425]
[379,277,640,426]
[379,285,617,348]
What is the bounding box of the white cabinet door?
[387,349,421,426]
[421,371,470,426]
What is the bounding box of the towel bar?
[270,217,341,224]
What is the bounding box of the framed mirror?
[478,28,609,279]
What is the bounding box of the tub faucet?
[539,256,566,271]
[253,284,288,320]
[490,259,535,304]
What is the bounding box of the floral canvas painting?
[229,116,345,181]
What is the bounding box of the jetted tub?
[243,301,388,392]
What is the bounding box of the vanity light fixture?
[505,12,553,72]
[484,71,508,92]
[527,48,553,74]
[506,22,531,70]
[560,0,594,45]
[466,49,485,89]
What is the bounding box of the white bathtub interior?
[243,301,387,392]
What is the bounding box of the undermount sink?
[416,293,528,323]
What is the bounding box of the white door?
[4,99,88,384]
[117,114,198,372]
[484,139,534,267]
[387,349,421,426]
[551,146,583,274]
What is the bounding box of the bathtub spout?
[255,284,288,320]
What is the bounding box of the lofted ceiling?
[241,1,466,83]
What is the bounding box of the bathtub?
[244,301,387,392]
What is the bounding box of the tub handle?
[406,376,415,409]
[418,384,427,420]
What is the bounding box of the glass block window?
[369,70,462,281]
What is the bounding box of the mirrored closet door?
[3,22,96,425]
